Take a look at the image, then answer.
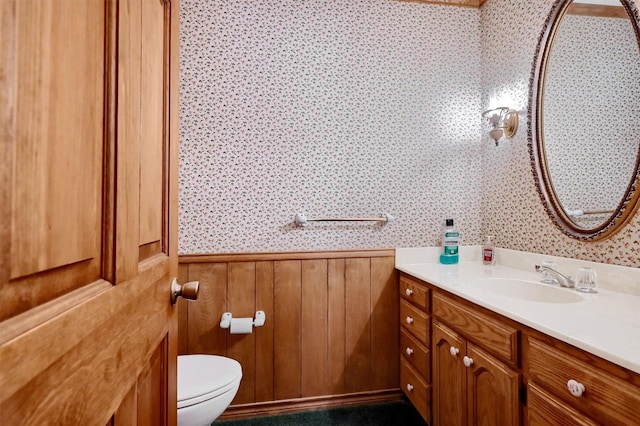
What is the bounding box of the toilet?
[177,354,242,426]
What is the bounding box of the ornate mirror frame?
[529,0,640,241]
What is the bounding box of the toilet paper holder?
[220,311,266,329]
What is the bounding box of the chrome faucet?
[535,264,575,288]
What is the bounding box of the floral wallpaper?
[480,0,640,267]
[178,0,640,268]
[179,0,482,254]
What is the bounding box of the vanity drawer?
[400,299,430,345]
[432,292,518,365]
[527,337,640,425]
[400,328,430,382]
[401,357,431,423]
[528,382,597,426]
[400,274,430,311]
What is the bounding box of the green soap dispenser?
[439,219,459,264]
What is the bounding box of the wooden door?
[466,343,520,426]
[0,0,180,424]
[432,321,466,426]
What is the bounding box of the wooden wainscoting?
[178,249,402,418]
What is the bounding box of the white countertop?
[396,247,640,374]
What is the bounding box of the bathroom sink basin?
[473,278,584,303]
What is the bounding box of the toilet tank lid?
[178,355,242,402]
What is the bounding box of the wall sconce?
[482,107,519,146]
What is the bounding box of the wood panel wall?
[178,249,400,417]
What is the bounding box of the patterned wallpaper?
[480,0,640,267]
[179,0,640,268]
[179,0,482,254]
[544,13,640,229]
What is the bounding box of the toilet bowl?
[177,354,242,426]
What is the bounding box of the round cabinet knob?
[170,278,200,305]
[449,346,459,357]
[463,356,474,367]
[406,347,414,356]
[406,316,414,324]
[405,288,413,296]
[567,379,586,397]
[406,384,414,392]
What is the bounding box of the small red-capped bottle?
[482,235,495,265]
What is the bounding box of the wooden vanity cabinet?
[398,271,640,426]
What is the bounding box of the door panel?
[116,0,143,281]
[0,0,180,424]
[137,338,168,426]
[1,0,106,321]
[139,0,166,251]
[114,383,138,426]
[11,0,104,279]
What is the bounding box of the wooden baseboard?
[219,389,405,420]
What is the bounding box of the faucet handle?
[535,262,555,272]
[534,263,553,272]
[537,261,562,285]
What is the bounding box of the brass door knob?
[170,278,200,305]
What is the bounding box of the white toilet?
[177,354,243,426]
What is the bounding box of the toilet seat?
[177,355,242,409]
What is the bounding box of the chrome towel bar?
[294,213,394,227]
[565,209,614,217]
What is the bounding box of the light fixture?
[482,107,519,146]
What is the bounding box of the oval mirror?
[529,0,640,240]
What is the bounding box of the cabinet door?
[433,321,467,426]
[466,343,520,426]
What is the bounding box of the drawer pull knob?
[406,316,414,324]
[567,379,586,397]
[405,288,413,296]
[406,384,414,392]
[406,347,414,356]
[463,356,474,367]
[449,346,459,356]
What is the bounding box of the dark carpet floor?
[214,400,427,426]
